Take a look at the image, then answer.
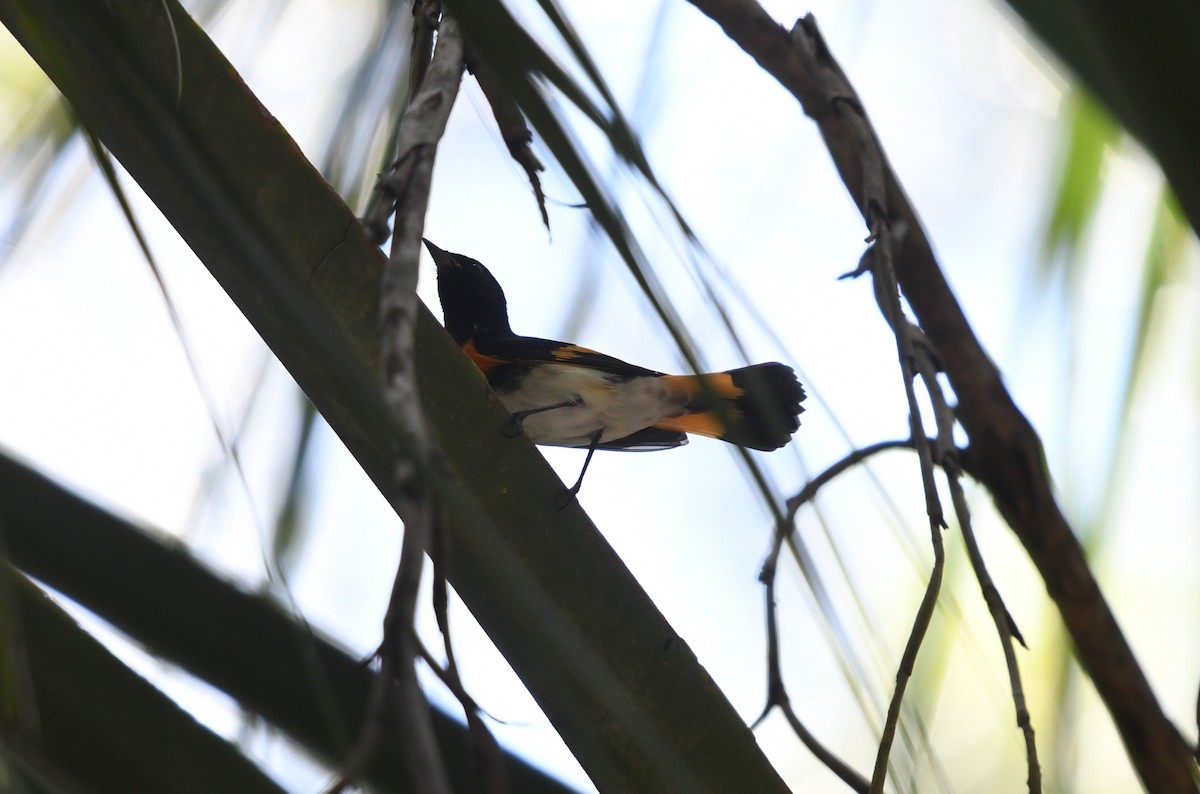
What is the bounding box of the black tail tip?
[728,363,806,451]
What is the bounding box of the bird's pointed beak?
[422,238,457,269]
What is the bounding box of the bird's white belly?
[497,365,688,447]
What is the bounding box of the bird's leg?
[503,396,583,438]
[558,430,602,509]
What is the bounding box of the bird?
[425,239,806,495]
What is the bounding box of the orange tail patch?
[655,363,805,451]
[654,410,727,439]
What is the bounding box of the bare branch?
[722,5,1033,788]
[376,14,465,794]
[947,461,1040,791]
[428,512,509,794]
[409,0,438,97]
[913,337,1041,792]
[363,3,447,246]
[779,699,869,794]
[763,16,947,790]
[870,522,943,794]
[684,1,1194,789]
[755,564,870,793]
[332,15,465,794]
[784,439,915,523]
[754,440,912,790]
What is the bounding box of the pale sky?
[0,0,1196,791]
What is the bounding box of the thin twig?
[911,345,1041,793]
[862,201,944,794]
[329,15,466,794]
[409,0,438,99]
[785,440,916,522]
[762,439,914,585]
[683,2,1044,788]
[383,500,447,794]
[775,19,948,791]
[756,566,871,793]
[780,700,869,793]
[376,14,465,791]
[757,439,919,792]
[755,441,914,791]
[947,462,1040,791]
[683,1,1194,787]
[363,1,442,246]
[869,515,943,794]
[758,438,911,745]
[428,510,510,794]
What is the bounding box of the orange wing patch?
[550,344,598,362]
[462,339,504,375]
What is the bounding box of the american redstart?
[425,240,805,494]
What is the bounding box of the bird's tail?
[655,363,806,451]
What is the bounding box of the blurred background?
[0,0,1196,791]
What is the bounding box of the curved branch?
[336,14,467,794]
[0,2,795,790]
[915,339,1041,792]
[684,2,1194,789]
[784,439,915,521]
[757,439,912,790]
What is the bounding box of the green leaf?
[1040,87,1118,279]
[272,395,320,572]
[0,561,287,794]
[0,449,578,793]
[1001,0,1200,235]
[0,1,791,790]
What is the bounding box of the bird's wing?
[593,426,689,451]
[469,335,666,380]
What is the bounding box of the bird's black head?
[424,239,513,344]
